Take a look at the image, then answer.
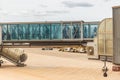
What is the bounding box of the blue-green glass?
[62,24,71,39]
[41,24,51,40]
[18,24,29,40]
[29,24,40,40]
[2,24,7,40]
[83,24,98,38]
[7,24,12,40]
[72,23,81,39]
[83,24,90,38]
[51,24,61,39]
[8,24,18,40]
[89,24,97,38]
[39,24,42,39]
[1,22,98,41]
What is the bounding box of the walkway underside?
[2,39,93,47]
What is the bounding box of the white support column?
[81,21,84,41]
[0,25,2,45]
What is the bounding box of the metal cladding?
[113,7,120,65]
[97,18,113,56]
[2,48,27,63]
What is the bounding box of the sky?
[0,0,120,22]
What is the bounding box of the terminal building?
[0,21,99,46]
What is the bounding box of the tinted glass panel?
[2,24,7,40]
[72,23,81,39]
[62,24,71,39]
[51,24,61,39]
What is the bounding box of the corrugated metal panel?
[98,18,113,56]
[113,7,120,64]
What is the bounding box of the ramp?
[0,48,27,67]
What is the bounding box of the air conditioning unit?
[87,37,99,59]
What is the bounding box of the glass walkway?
[0,21,99,41]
